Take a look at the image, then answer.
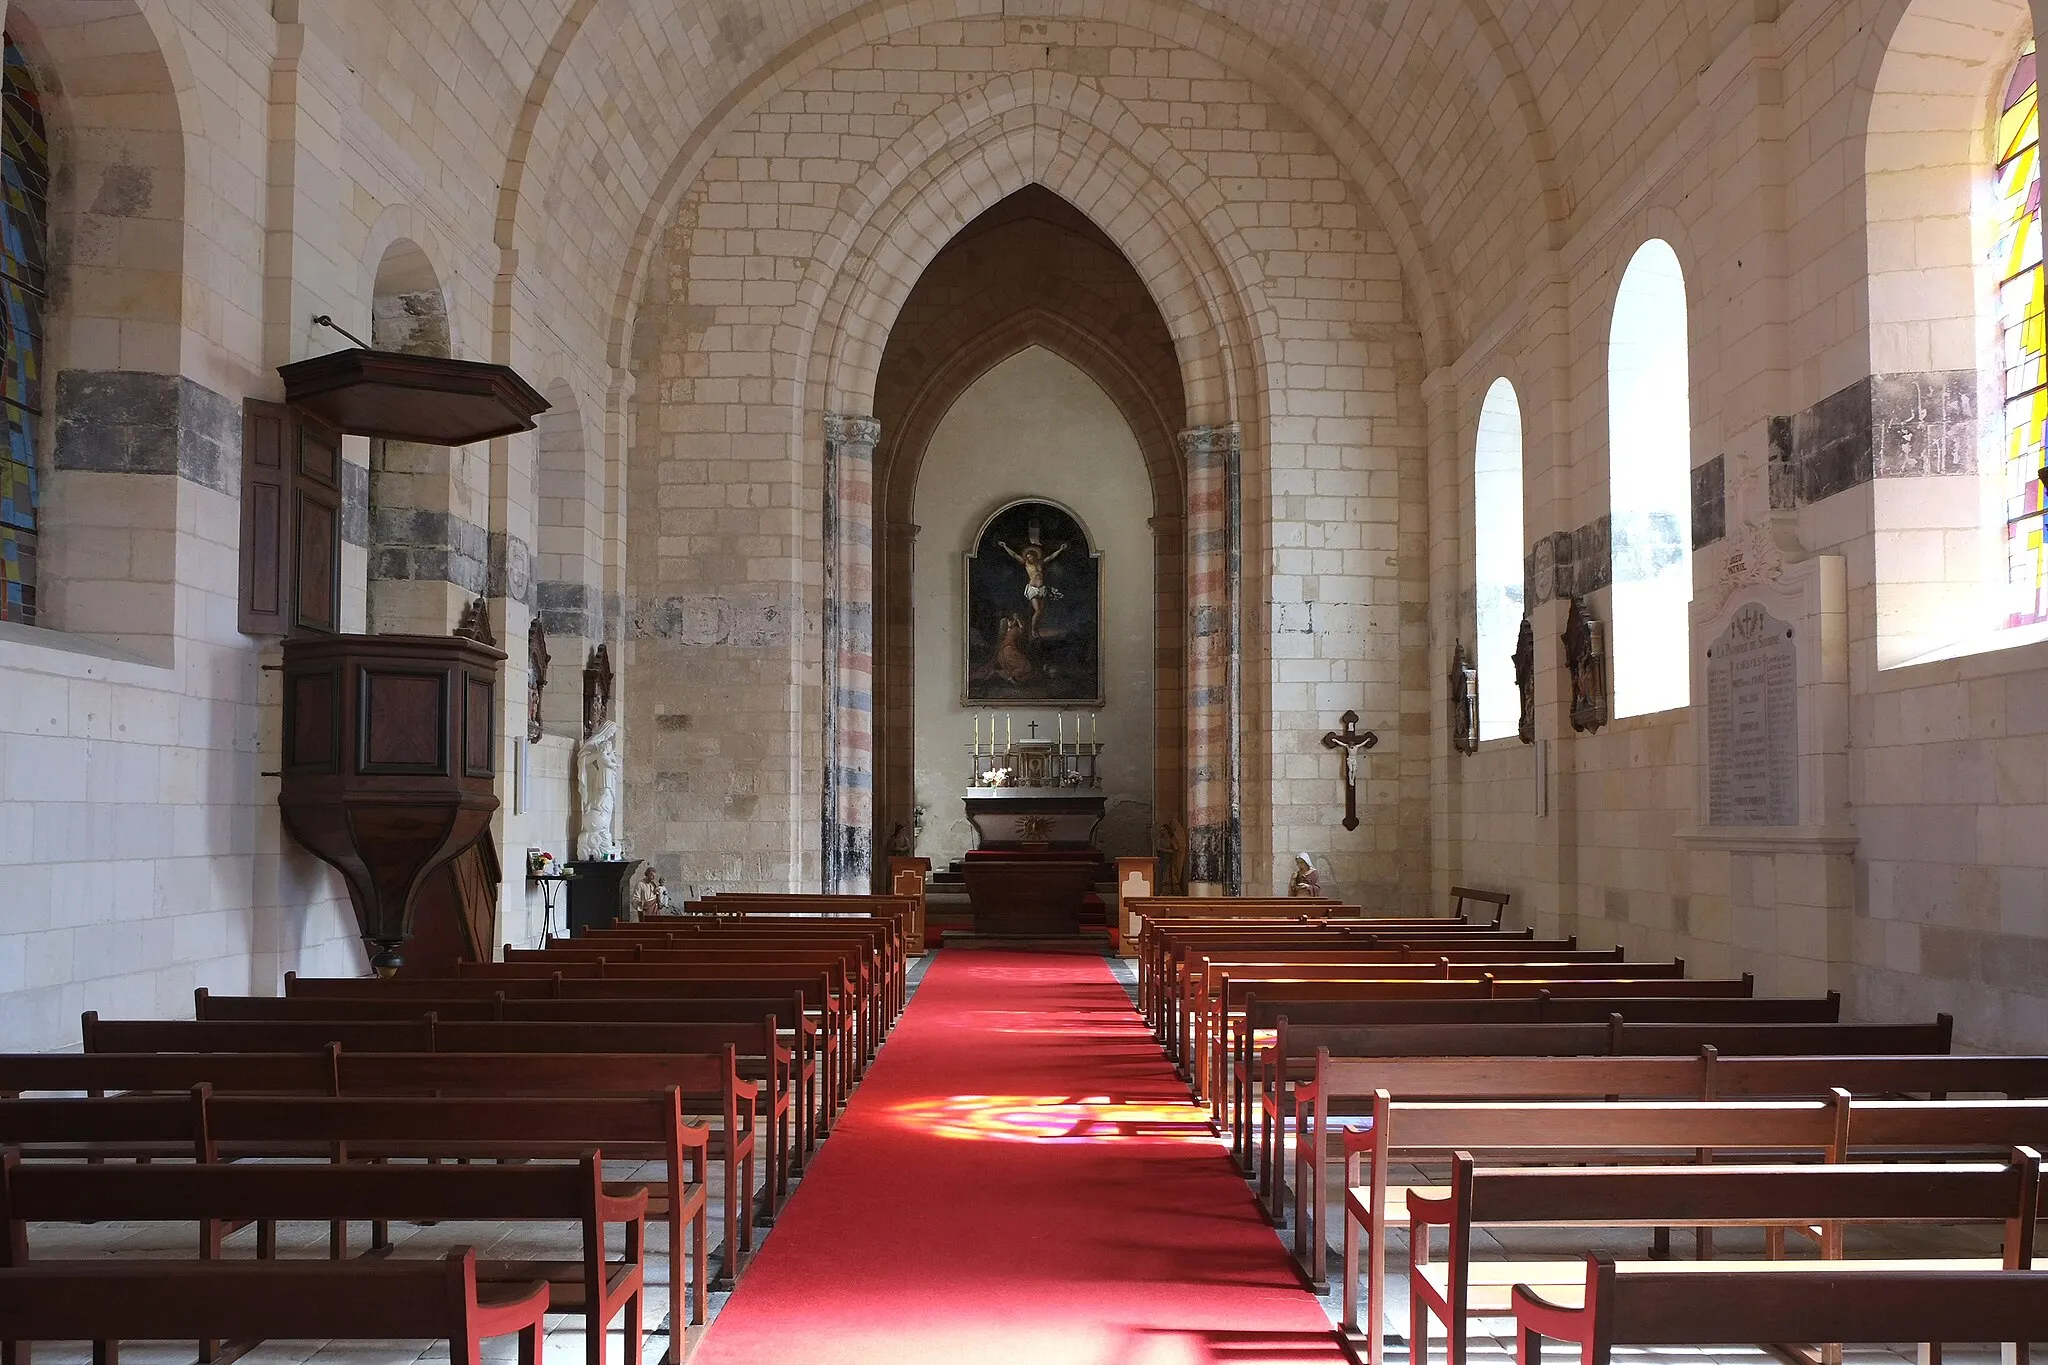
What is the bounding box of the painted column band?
[823,413,880,893]
[1181,422,1242,892]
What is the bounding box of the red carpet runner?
[689,947,1348,1364]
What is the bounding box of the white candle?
[973,713,981,756]
[1006,713,1012,748]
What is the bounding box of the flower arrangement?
[978,767,1016,788]
[526,848,559,878]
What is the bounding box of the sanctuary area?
[4,0,2048,1362]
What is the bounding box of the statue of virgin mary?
[576,717,622,859]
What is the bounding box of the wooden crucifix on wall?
[1321,709,1379,832]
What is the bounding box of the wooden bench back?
[1455,1150,2039,1243]
[1562,1256,2048,1356]
[283,973,830,1007]
[0,1249,539,1346]
[0,1051,336,1099]
[1376,1093,1849,1158]
[1315,1050,2048,1108]
[1240,995,1837,1031]
[196,990,812,1028]
[1286,1017,1952,1064]
[84,1014,783,1064]
[1,1146,634,1227]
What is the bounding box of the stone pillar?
[1182,424,1242,893]
[822,414,880,894]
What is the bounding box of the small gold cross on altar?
[1321,709,1379,832]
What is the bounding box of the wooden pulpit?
[277,632,504,974]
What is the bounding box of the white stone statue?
[576,717,622,860]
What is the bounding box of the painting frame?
[960,497,1105,707]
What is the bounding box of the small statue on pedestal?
[632,863,670,919]
[1288,852,1322,898]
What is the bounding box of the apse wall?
[909,348,1156,868]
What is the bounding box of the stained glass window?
[1998,41,2046,628]
[0,35,47,626]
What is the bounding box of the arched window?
[0,35,47,625]
[1473,378,1524,741]
[1608,239,1693,717]
[1995,40,2044,628]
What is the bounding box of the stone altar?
[962,788,1106,850]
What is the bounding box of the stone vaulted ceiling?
[336,0,1732,365]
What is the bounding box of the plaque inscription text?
[1706,602,1798,826]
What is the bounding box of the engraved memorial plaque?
[1705,602,1798,825]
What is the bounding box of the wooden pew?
[578,921,904,1017]
[0,1148,646,1365]
[0,1249,549,1365]
[1282,1017,1954,1256]
[44,1039,758,1291]
[693,894,923,956]
[1124,895,1357,943]
[1292,1050,2048,1291]
[1217,991,1839,1164]
[1177,960,1693,1090]
[195,989,829,1164]
[501,946,882,1063]
[1409,1149,2041,1365]
[0,1087,712,1341]
[1139,918,1499,1023]
[1176,952,1664,1081]
[1336,1093,1853,1365]
[82,1012,798,1218]
[448,962,869,1083]
[1512,1255,2048,1365]
[283,973,850,1122]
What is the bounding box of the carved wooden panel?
[239,401,289,634]
[292,419,342,634]
[360,671,448,773]
[464,672,495,778]
[285,667,341,772]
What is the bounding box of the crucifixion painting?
[1321,709,1379,832]
[964,498,1103,705]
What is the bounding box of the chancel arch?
[873,188,1188,886]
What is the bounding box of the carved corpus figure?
[576,717,622,859]
[1320,710,1379,832]
[1288,852,1322,898]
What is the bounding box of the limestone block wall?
[621,17,1431,911]
[1434,0,2048,1049]
[0,0,616,1047]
